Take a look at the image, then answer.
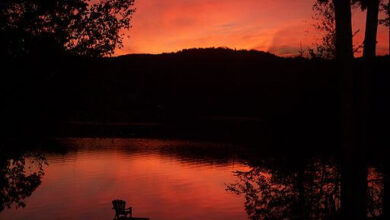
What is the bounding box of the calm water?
[0,138,384,219]
[0,138,250,220]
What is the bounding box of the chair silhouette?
[112,200,132,219]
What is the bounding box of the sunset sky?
[115,0,389,57]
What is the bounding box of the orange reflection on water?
[0,138,250,220]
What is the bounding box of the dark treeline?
[2,48,389,151]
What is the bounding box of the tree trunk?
[332,0,367,219]
[333,0,354,61]
[363,0,380,59]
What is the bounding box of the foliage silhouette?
[310,1,362,59]
[0,0,135,58]
[381,1,390,26]
[379,1,389,55]
[227,158,384,219]
[0,150,47,211]
[316,0,370,219]
[311,1,337,59]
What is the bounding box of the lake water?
[0,138,250,220]
[0,138,384,220]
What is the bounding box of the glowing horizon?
[114,0,389,57]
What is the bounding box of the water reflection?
[0,138,386,220]
[0,150,47,211]
[226,158,384,219]
[0,138,249,220]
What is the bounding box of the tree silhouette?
[380,1,390,55]
[0,0,135,58]
[353,0,381,59]
[227,167,301,220]
[317,0,368,219]
[311,1,337,59]
[0,151,47,211]
[226,160,342,220]
[310,1,362,59]
[227,159,384,219]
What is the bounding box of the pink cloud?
[115,0,389,57]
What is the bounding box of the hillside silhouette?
[118,47,280,60]
[2,48,389,150]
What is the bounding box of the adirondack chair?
[112,200,132,219]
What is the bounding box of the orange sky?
[115,0,389,57]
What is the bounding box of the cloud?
[266,22,313,56]
[115,0,389,56]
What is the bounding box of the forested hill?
[2,47,389,147]
[115,47,281,61]
[82,47,332,122]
